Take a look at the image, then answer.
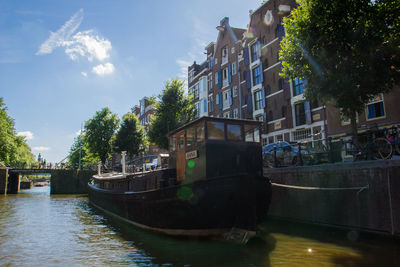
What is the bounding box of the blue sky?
[1,0,261,163]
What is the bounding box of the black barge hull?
[88,175,271,240]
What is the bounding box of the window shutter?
[305,101,312,124]
[218,70,222,89]
[229,88,232,106]
[247,93,253,114]
[261,87,265,109]
[245,70,251,89]
[259,62,263,84]
[218,93,223,110]
[243,46,249,66]
[228,64,232,84]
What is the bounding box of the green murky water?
[0,187,398,266]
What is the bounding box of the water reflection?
[0,187,399,266]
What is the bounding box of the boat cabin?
[168,117,263,183]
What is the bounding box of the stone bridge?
[0,168,95,194]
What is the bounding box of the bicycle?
[387,125,400,155]
[345,131,392,160]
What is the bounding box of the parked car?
[262,141,308,167]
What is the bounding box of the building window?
[222,46,228,65]
[261,36,266,45]
[208,73,213,91]
[254,90,263,111]
[215,73,218,85]
[223,111,229,118]
[266,85,271,95]
[222,67,229,87]
[278,78,284,91]
[233,86,238,97]
[195,102,200,118]
[295,102,306,126]
[189,70,194,83]
[250,42,259,62]
[233,108,238,118]
[232,62,237,75]
[192,83,199,99]
[252,66,261,86]
[366,94,385,120]
[223,90,230,110]
[293,78,305,96]
[208,95,214,113]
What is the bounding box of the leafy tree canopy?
[113,112,147,158]
[280,0,400,136]
[84,107,120,164]
[148,79,196,150]
[0,97,35,166]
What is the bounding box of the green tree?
[113,112,147,158]
[84,108,120,165]
[67,134,85,169]
[0,97,16,163]
[0,98,35,166]
[148,79,196,150]
[280,0,400,140]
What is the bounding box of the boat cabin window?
[186,127,195,147]
[244,124,260,142]
[227,124,242,141]
[207,121,225,140]
[170,136,176,151]
[196,122,205,143]
[178,135,185,149]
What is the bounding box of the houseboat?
[88,117,271,243]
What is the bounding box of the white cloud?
[63,30,112,62]
[36,9,84,55]
[36,8,113,68]
[81,71,87,77]
[33,146,51,151]
[92,63,115,76]
[176,59,192,80]
[17,131,34,140]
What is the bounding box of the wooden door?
[176,131,186,181]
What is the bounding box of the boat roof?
[168,116,261,136]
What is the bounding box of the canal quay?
[0,178,399,266]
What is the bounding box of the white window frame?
[366,93,386,121]
[232,61,237,75]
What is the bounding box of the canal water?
[0,187,399,266]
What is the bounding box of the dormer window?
[222,46,228,65]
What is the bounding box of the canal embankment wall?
[265,159,400,236]
[50,170,95,194]
[0,168,8,194]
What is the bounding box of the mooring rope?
[271,183,369,193]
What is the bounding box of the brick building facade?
[188,0,400,146]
